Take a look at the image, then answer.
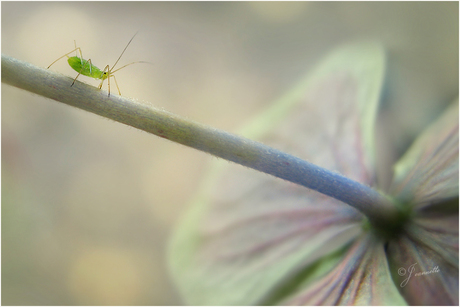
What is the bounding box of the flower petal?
[283,233,407,305]
[388,97,459,305]
[390,100,459,209]
[169,43,386,305]
[387,215,459,305]
[240,43,385,185]
[171,165,364,305]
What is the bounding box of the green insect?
[47,32,148,96]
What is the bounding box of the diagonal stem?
[2,54,399,227]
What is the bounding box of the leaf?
[282,233,407,305]
[390,100,459,209]
[168,42,386,305]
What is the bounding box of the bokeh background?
[2,2,458,305]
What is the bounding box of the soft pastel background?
[2,2,458,305]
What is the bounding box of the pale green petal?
[390,100,459,209]
[240,42,385,184]
[388,96,459,305]
[170,164,363,305]
[169,42,386,305]
[283,234,407,305]
[387,215,459,305]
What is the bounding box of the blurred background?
[2,2,458,305]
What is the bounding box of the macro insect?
[47,32,148,96]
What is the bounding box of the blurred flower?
[169,43,458,305]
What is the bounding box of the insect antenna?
[111,61,153,74]
[111,31,139,71]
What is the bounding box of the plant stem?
[2,54,399,226]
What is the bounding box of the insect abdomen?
[67,56,104,80]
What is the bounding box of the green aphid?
[47,32,149,96]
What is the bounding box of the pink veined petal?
[171,165,364,305]
[387,216,459,305]
[169,43,385,305]
[387,100,459,305]
[390,100,459,209]
[283,233,406,305]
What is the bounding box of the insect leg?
[111,75,122,96]
[73,40,82,57]
[98,65,111,96]
[73,40,88,71]
[47,47,83,69]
